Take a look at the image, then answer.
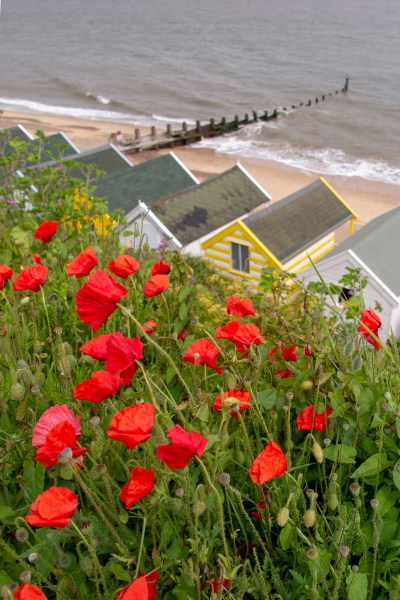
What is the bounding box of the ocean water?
[0,0,399,184]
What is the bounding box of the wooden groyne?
[118,78,349,154]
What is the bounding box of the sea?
[0,0,399,185]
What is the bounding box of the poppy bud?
[15,528,29,543]
[303,509,316,528]
[339,546,350,558]
[349,483,360,497]
[28,553,38,563]
[276,507,290,527]
[306,547,318,561]
[20,297,30,306]
[19,571,31,583]
[58,553,72,568]
[119,510,129,525]
[328,493,338,511]
[171,498,183,513]
[10,383,25,401]
[226,373,237,389]
[175,488,184,498]
[312,441,324,464]
[192,501,206,517]
[58,447,73,464]
[60,465,74,480]
[300,379,314,390]
[370,499,379,510]
[218,473,230,486]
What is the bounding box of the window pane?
[231,243,249,273]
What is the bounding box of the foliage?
[0,134,400,599]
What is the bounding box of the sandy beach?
[1,109,399,231]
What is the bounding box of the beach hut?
[95,152,198,234]
[39,143,132,178]
[201,178,357,289]
[300,205,400,340]
[125,162,272,252]
[0,124,34,155]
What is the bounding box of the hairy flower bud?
[306,547,318,561]
[57,447,73,464]
[19,570,31,583]
[370,499,379,510]
[175,487,184,498]
[15,528,29,543]
[339,546,350,558]
[60,464,74,480]
[10,383,25,401]
[28,553,38,563]
[192,501,206,518]
[312,441,324,464]
[328,493,338,511]
[349,483,360,497]
[303,509,316,528]
[276,507,290,527]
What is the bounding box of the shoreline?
[1,108,399,229]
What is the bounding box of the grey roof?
[0,125,34,155]
[327,205,400,296]
[39,144,132,178]
[95,152,197,214]
[147,164,271,246]
[242,179,355,262]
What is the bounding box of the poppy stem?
[195,456,231,567]
[70,519,107,599]
[117,304,195,403]
[134,516,147,579]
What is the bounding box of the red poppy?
[79,334,115,361]
[0,264,13,281]
[34,220,58,244]
[182,338,223,373]
[0,276,3,291]
[226,295,256,317]
[296,405,333,431]
[216,320,264,353]
[13,265,49,292]
[114,576,149,600]
[108,255,140,279]
[33,405,86,467]
[142,571,158,600]
[75,270,128,331]
[150,261,171,276]
[212,389,251,418]
[277,369,294,379]
[249,441,287,485]
[105,332,144,385]
[25,486,78,528]
[269,343,297,362]
[107,403,155,450]
[120,467,154,509]
[358,308,381,350]
[210,578,231,593]
[157,424,208,469]
[74,370,123,403]
[13,583,47,600]
[143,274,169,298]
[304,345,312,357]
[178,328,187,341]
[32,254,42,264]
[141,320,158,334]
[66,246,98,278]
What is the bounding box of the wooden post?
[315,97,319,103]
[182,122,188,132]
[244,113,249,124]
[210,118,215,131]
[307,100,311,106]
[196,120,201,134]
[151,126,156,139]
[343,77,349,92]
[135,128,141,141]
[273,109,278,118]
[221,116,226,131]
[252,110,258,121]
[166,124,172,136]
[234,115,239,128]
[263,110,268,120]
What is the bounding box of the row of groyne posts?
[119,78,349,154]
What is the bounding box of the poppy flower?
[0,264,13,281]
[107,403,155,450]
[33,405,86,467]
[25,486,78,528]
[120,467,154,509]
[108,255,140,279]
[142,571,158,599]
[13,583,47,600]
[75,270,128,331]
[249,441,287,485]
[212,389,251,418]
[13,265,49,292]
[157,424,208,469]
[34,220,58,244]
[358,308,381,350]
[141,320,158,334]
[182,338,223,373]
[210,578,231,593]
[216,320,264,354]
[226,295,256,317]
[74,370,123,403]
[0,276,3,291]
[105,332,144,385]
[66,246,98,278]
[296,405,333,431]
[277,369,294,379]
[143,274,169,298]
[79,333,115,361]
[304,345,312,357]
[178,328,187,341]
[150,261,171,276]
[32,254,42,264]
[114,576,149,600]
[269,343,297,362]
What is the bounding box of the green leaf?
[346,571,368,600]
[179,303,188,322]
[375,486,400,517]
[396,418,400,439]
[257,388,277,411]
[108,563,131,582]
[0,504,16,524]
[178,286,190,303]
[0,570,13,587]
[351,453,394,479]
[324,444,357,464]
[279,524,293,550]
[393,461,400,492]
[22,460,46,501]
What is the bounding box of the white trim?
[347,249,399,302]
[108,143,134,166]
[56,132,80,154]
[169,151,199,184]
[236,161,272,201]
[134,201,183,248]
[15,124,34,140]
